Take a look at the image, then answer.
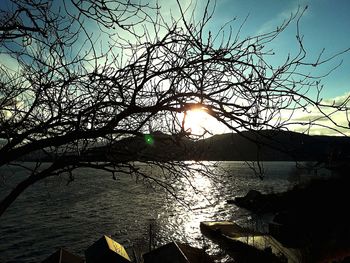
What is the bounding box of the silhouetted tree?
[0,0,349,216]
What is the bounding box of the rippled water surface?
[0,161,326,262]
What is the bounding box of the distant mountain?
[19,130,350,163]
[197,130,350,161]
[84,132,197,162]
[82,130,350,163]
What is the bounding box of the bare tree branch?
[0,0,349,217]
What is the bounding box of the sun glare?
[179,106,230,136]
[184,109,212,135]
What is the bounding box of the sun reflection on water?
[182,173,214,236]
[157,168,230,249]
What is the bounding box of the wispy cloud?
[0,53,20,72]
[285,92,350,136]
[256,1,310,35]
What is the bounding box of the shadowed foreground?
[231,176,350,262]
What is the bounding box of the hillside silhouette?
[21,130,350,164]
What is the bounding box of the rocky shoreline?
[228,176,350,262]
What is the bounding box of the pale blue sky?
[1,0,349,99]
[205,0,350,99]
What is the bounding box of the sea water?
[0,161,329,262]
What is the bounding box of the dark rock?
[230,189,286,213]
[232,190,262,208]
[233,177,350,261]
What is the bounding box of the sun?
[180,107,230,136]
[184,109,211,135]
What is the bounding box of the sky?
[1,0,348,98]
[209,0,350,99]
[1,0,350,135]
[175,0,350,135]
[162,0,350,100]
